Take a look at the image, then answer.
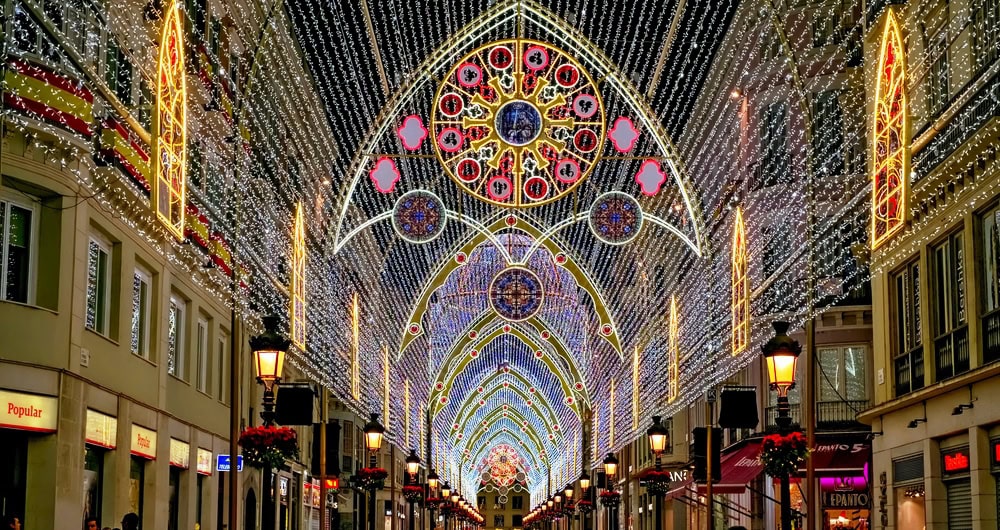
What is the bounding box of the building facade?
[861,1,1000,529]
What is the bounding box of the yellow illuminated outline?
[405,379,411,446]
[383,345,391,423]
[731,208,748,355]
[291,204,306,349]
[351,293,360,400]
[609,378,615,448]
[668,295,679,402]
[154,2,187,240]
[871,11,908,249]
[632,346,639,430]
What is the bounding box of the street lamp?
[363,414,385,530]
[579,472,590,492]
[762,321,802,530]
[405,451,421,530]
[602,453,619,530]
[249,314,290,426]
[428,469,439,491]
[646,416,670,530]
[563,485,575,530]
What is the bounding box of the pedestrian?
[85,517,99,530]
[3,515,21,530]
[121,513,139,530]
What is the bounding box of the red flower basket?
[599,490,621,508]
[403,484,424,503]
[575,499,594,514]
[759,431,810,477]
[238,426,298,469]
[644,469,673,496]
[359,467,389,490]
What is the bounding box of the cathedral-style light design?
[871,10,908,250]
[351,293,360,400]
[154,1,187,240]
[668,295,679,402]
[731,207,748,355]
[291,203,306,349]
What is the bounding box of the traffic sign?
[217,454,243,472]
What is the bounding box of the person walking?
[85,517,99,530]
[121,513,139,530]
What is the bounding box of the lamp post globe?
[761,320,803,530]
[363,413,385,455]
[406,449,421,480]
[602,453,618,479]
[579,472,590,492]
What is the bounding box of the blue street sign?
[217,454,243,472]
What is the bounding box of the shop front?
[806,435,871,530]
[84,409,118,525]
[0,389,58,525]
[129,424,158,522]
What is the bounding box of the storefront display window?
[169,467,180,530]
[0,431,27,526]
[129,457,145,522]
[83,447,104,523]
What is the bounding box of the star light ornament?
[369,157,401,193]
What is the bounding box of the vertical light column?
[731,207,748,355]
[352,293,360,400]
[291,203,306,349]
[154,2,187,239]
[871,10,908,249]
[668,296,679,402]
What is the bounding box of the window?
[168,467,180,530]
[86,237,111,335]
[184,0,206,38]
[512,515,522,527]
[512,495,523,509]
[83,446,104,522]
[493,515,505,528]
[217,332,228,401]
[40,0,63,61]
[11,2,39,54]
[167,296,186,379]
[811,12,837,47]
[893,260,924,396]
[932,232,969,380]
[210,17,222,58]
[817,346,868,422]
[105,39,133,105]
[757,101,789,188]
[0,197,35,303]
[926,29,949,116]
[973,0,1000,73]
[196,318,209,393]
[138,79,154,131]
[811,91,845,176]
[129,457,145,521]
[131,268,151,358]
[978,204,1000,363]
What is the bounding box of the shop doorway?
[0,431,27,523]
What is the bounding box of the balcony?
[933,325,970,381]
[894,346,925,397]
[982,309,1000,365]
[765,400,870,432]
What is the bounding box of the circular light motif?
[391,190,447,244]
[489,267,544,321]
[495,101,542,146]
[431,39,605,208]
[588,191,644,245]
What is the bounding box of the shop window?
[168,467,180,530]
[978,204,1000,364]
[892,260,923,396]
[131,268,152,359]
[931,231,969,380]
[168,295,187,379]
[86,236,112,335]
[196,317,210,393]
[83,446,104,523]
[945,479,972,528]
[196,475,205,530]
[0,432,28,527]
[129,457,145,522]
[0,196,36,304]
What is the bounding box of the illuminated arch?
[154,2,187,239]
[458,407,553,456]
[291,203,306,349]
[460,414,550,467]
[871,11,908,249]
[731,208,748,355]
[451,374,563,434]
[466,431,544,477]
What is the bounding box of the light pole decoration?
[563,484,575,530]
[761,321,807,530]
[645,416,670,530]
[426,469,440,530]
[576,472,593,530]
[362,414,386,530]
[404,450,423,530]
[600,454,620,530]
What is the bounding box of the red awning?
[798,436,870,476]
[697,440,764,494]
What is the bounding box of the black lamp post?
[364,414,385,530]
[602,453,618,530]
[646,416,669,530]
[249,315,290,530]
[762,321,802,530]
[578,472,591,530]
[406,450,421,530]
[564,484,575,530]
[427,469,439,530]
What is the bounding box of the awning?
[663,440,765,498]
[798,435,870,476]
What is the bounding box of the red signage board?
[943,448,970,474]
[992,440,1000,468]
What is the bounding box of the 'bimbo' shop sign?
[0,389,57,432]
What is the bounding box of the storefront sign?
[85,409,117,448]
[823,491,870,508]
[943,448,970,474]
[0,389,57,433]
[280,477,289,502]
[992,440,1000,468]
[130,424,157,459]
[169,438,189,468]
[312,479,321,508]
[217,454,243,472]
[197,448,213,475]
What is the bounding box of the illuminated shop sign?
[197,448,213,475]
[942,448,970,474]
[0,389,57,433]
[86,409,117,449]
[169,438,190,468]
[130,424,157,459]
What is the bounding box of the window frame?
[86,235,113,336]
[930,230,970,381]
[217,331,228,402]
[131,266,152,359]
[892,259,924,396]
[196,316,210,393]
[167,295,187,380]
[0,192,39,304]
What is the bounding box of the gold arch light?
[731,207,748,355]
[291,203,306,349]
[154,2,187,240]
[871,11,908,250]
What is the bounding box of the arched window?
[291,203,306,349]
[731,207,749,355]
[155,2,187,239]
[871,11,908,249]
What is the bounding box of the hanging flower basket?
[599,490,621,508]
[238,426,298,470]
[425,497,442,509]
[403,484,424,503]
[759,431,810,478]
[359,467,389,490]
[644,469,673,496]
[575,499,594,514]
